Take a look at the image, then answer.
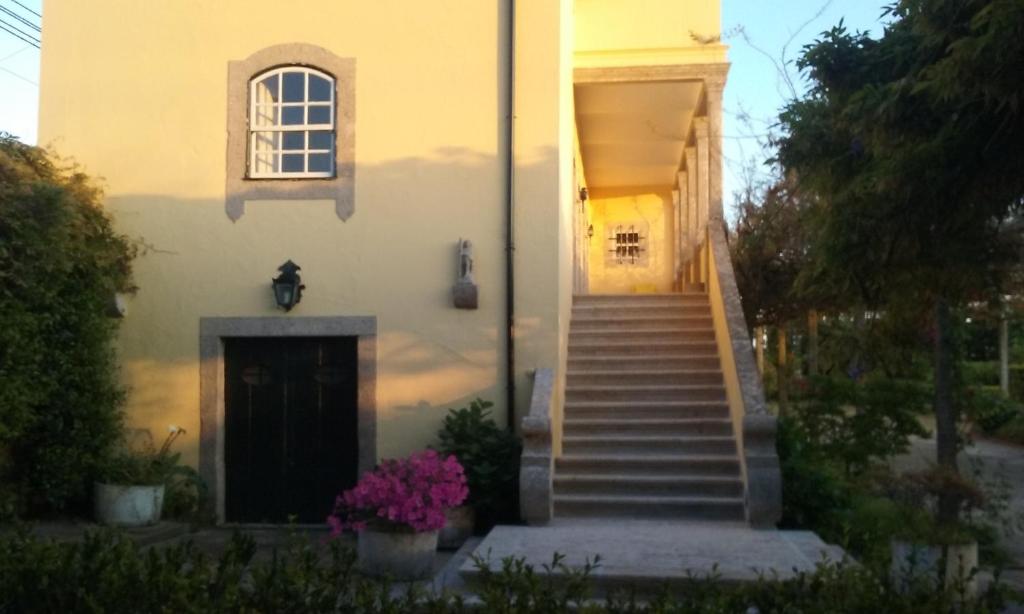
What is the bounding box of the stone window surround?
[226,43,356,222]
[199,316,377,524]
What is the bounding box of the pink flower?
[326,450,469,536]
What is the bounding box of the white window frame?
[247,66,336,179]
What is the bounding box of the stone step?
[562,435,737,455]
[553,494,746,520]
[569,328,716,344]
[573,303,709,318]
[570,315,713,332]
[555,453,741,476]
[553,473,744,498]
[566,369,723,387]
[574,293,706,306]
[567,339,719,356]
[565,385,726,403]
[567,354,721,371]
[563,400,730,419]
[563,417,734,437]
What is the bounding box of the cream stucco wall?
[587,189,675,294]
[574,0,727,67]
[38,0,575,469]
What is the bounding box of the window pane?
[252,130,280,153]
[252,105,278,127]
[282,72,305,103]
[309,75,332,101]
[282,106,304,125]
[282,154,304,172]
[308,131,332,150]
[282,132,304,151]
[308,153,332,173]
[253,151,278,174]
[254,75,279,105]
[308,105,331,125]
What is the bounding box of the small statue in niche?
[453,238,478,309]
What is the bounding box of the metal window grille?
[607,223,647,266]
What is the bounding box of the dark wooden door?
[224,337,358,523]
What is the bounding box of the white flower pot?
[890,539,978,596]
[357,527,438,580]
[94,483,165,527]
[439,505,475,550]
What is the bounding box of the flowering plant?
[328,449,468,535]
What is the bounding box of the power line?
[0,19,38,48]
[0,15,38,43]
[0,64,36,86]
[0,5,38,33]
[0,43,29,63]
[7,0,39,19]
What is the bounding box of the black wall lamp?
[579,186,589,202]
[272,260,304,311]
[587,224,595,239]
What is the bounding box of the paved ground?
[459,519,845,596]
[892,435,1024,607]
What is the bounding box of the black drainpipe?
[504,0,517,432]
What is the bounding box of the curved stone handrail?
[519,368,554,524]
[707,222,782,527]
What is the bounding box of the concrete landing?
[459,520,845,594]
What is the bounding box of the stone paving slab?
[459,520,845,594]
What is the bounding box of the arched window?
[248,66,335,178]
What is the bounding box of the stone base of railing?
[519,368,555,525]
[743,414,782,528]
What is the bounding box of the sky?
[721,0,885,211]
[0,0,884,211]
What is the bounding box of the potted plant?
[328,449,467,580]
[435,399,521,549]
[886,467,985,595]
[94,425,187,527]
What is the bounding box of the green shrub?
[1009,364,1024,403]
[962,361,999,387]
[791,376,929,477]
[436,399,522,529]
[964,387,1022,434]
[0,136,136,517]
[0,530,1014,613]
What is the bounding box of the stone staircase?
[554,292,746,521]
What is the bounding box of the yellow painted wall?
[587,188,675,294]
[512,0,576,456]
[575,0,727,66]
[38,0,573,468]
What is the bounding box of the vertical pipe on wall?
[504,0,517,431]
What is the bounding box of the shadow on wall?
[101,147,563,467]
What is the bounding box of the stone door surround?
[199,316,376,523]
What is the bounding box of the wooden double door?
[224,337,358,523]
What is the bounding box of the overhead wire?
[0,18,38,48]
[7,0,38,19]
[0,4,38,32]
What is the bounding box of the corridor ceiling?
[575,80,702,190]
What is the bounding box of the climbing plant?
[0,135,136,516]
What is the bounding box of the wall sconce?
[271,260,304,312]
[587,224,595,239]
[579,187,589,202]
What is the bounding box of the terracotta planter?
[94,483,165,527]
[357,526,438,580]
[890,539,978,595]
[439,505,475,550]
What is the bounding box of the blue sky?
[0,0,884,211]
[721,0,886,209]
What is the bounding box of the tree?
[776,0,1024,524]
[0,135,136,516]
